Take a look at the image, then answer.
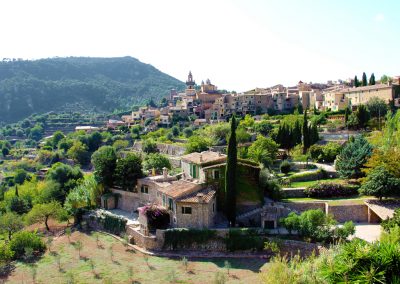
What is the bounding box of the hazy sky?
[0,0,399,91]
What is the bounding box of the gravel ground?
[351,223,382,242]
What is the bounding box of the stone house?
[107,151,260,230]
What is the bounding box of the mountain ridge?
[0,56,185,123]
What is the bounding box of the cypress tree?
[345,107,350,126]
[225,115,237,226]
[369,73,376,85]
[354,76,360,87]
[293,120,302,145]
[302,110,310,154]
[310,123,319,145]
[362,72,368,86]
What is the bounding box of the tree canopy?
[335,135,373,179]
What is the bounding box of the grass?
[282,195,375,205]
[287,178,343,188]
[5,230,267,283]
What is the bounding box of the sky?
[0,0,399,92]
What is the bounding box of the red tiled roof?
[181,151,226,165]
[177,187,216,204]
[158,180,201,199]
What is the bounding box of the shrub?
[225,229,266,252]
[382,208,400,232]
[9,231,46,259]
[287,169,327,183]
[280,160,291,174]
[103,214,127,235]
[304,182,358,198]
[0,243,14,263]
[164,228,217,250]
[279,209,352,243]
[259,168,284,200]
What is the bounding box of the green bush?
[382,208,400,232]
[280,160,291,174]
[9,231,46,259]
[287,169,327,183]
[225,228,266,252]
[164,228,217,250]
[304,182,358,198]
[280,209,354,243]
[259,168,284,200]
[103,214,127,235]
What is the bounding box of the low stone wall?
[328,204,368,223]
[127,226,163,250]
[275,239,323,258]
[283,202,327,214]
[282,188,306,198]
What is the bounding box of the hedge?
[225,228,266,252]
[304,182,358,198]
[287,169,328,183]
[163,228,217,250]
[103,214,127,235]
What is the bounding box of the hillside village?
[1,70,400,283]
[106,72,400,130]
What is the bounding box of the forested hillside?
[0,57,184,123]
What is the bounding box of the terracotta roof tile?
[177,187,216,203]
[181,151,226,165]
[158,180,202,199]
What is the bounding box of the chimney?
[162,167,168,179]
[199,154,203,163]
[196,193,204,203]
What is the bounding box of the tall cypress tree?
[354,75,360,87]
[362,72,368,86]
[369,73,376,85]
[309,123,319,145]
[345,107,350,126]
[293,120,302,145]
[302,110,310,154]
[225,115,237,226]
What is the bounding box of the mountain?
[0,57,185,123]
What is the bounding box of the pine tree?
[302,110,310,154]
[369,73,376,85]
[362,72,368,86]
[354,76,360,87]
[225,115,237,226]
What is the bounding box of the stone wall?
[175,198,216,228]
[283,202,327,214]
[111,188,139,212]
[276,239,323,258]
[133,141,186,157]
[127,226,162,250]
[328,204,368,223]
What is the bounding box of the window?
[190,164,198,178]
[168,198,173,211]
[162,194,166,207]
[141,185,149,194]
[182,206,192,214]
[213,170,220,179]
